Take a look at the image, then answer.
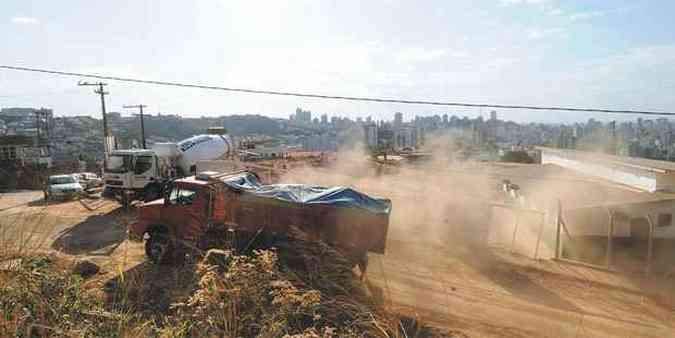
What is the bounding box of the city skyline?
[3,103,674,126]
[2,1,675,122]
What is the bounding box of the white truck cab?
[103,134,233,205]
[104,149,162,195]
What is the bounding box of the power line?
[1,64,674,116]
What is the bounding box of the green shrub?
[501,151,534,164]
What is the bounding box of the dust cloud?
[278,132,621,260]
[280,135,495,248]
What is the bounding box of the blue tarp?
[221,172,392,215]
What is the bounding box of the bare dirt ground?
[280,164,675,338]
[367,239,675,337]
[2,184,674,337]
[0,191,145,272]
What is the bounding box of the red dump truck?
[128,171,391,273]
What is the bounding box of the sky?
[1,0,675,123]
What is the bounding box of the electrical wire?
[1,65,674,116]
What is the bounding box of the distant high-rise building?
[394,112,403,127]
[321,114,328,124]
[490,110,497,121]
[294,107,312,123]
[364,123,378,149]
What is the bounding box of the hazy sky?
[2,0,674,123]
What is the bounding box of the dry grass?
[0,255,147,337]
[167,249,394,337]
[0,210,454,338]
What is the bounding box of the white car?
[46,175,84,200]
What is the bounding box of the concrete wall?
[617,201,675,239]
[541,151,658,192]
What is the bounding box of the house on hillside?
[0,135,51,167]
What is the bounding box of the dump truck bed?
[208,171,391,255]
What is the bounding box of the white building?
[539,147,675,193]
[488,158,675,273]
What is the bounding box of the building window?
[0,146,17,161]
[657,213,672,227]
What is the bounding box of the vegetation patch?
[1,229,461,337]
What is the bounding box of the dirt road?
[0,191,140,259]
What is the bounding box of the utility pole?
[78,81,109,166]
[34,110,43,191]
[123,104,147,149]
[33,109,53,194]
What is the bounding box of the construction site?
[6,0,675,335]
[2,135,675,337]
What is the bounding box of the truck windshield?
[134,156,154,174]
[169,187,197,205]
[106,154,133,173]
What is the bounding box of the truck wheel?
[146,232,173,264]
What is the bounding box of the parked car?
[75,172,104,189]
[46,174,84,200]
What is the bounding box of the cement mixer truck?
[102,134,233,205]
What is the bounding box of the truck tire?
[145,232,174,264]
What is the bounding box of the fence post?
[605,207,613,269]
[534,211,545,260]
[555,200,562,259]
[645,214,655,276]
[486,205,494,245]
[511,211,520,253]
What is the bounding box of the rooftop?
[491,163,675,210]
[538,146,675,173]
